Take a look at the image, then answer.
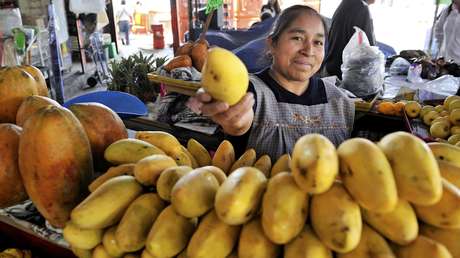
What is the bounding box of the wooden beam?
[170,0,180,52]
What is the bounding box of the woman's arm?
[187,91,255,136]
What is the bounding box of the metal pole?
[48,1,65,103]
[188,0,194,41]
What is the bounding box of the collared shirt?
[435,4,460,63]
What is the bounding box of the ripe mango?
[215,167,267,225]
[395,235,452,258]
[102,226,125,257]
[337,138,398,213]
[115,193,166,252]
[421,223,460,258]
[71,176,143,229]
[186,210,240,258]
[337,224,395,258]
[238,217,281,258]
[145,205,197,257]
[414,179,460,229]
[133,154,177,186]
[104,138,165,165]
[362,199,418,245]
[156,166,193,201]
[201,47,249,106]
[63,221,103,250]
[262,172,308,244]
[291,134,338,194]
[171,167,220,218]
[310,182,362,253]
[378,132,442,205]
[284,226,332,258]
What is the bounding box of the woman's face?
[268,13,325,83]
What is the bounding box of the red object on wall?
[151,24,165,49]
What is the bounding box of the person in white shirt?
[117,0,132,45]
[434,0,460,64]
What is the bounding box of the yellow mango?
[284,225,332,258]
[186,210,240,258]
[115,193,165,252]
[420,223,460,258]
[71,246,92,258]
[89,164,135,192]
[215,167,267,225]
[212,140,235,174]
[156,166,193,201]
[337,224,395,258]
[145,205,197,257]
[201,47,249,106]
[254,155,272,177]
[310,182,362,253]
[262,172,308,244]
[171,167,220,218]
[270,154,290,177]
[337,138,398,212]
[429,142,460,167]
[414,179,460,229]
[133,154,177,186]
[187,138,212,167]
[438,160,460,188]
[71,176,143,229]
[291,134,338,194]
[102,226,124,257]
[104,139,165,165]
[229,149,257,173]
[378,132,442,205]
[63,221,103,249]
[395,235,452,258]
[238,217,280,258]
[199,165,227,185]
[362,199,418,245]
[92,245,115,258]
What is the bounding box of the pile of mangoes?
[63,130,460,258]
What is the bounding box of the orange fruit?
[394,101,406,115]
[377,101,396,115]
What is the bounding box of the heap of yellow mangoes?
[63,130,460,258]
[0,248,32,258]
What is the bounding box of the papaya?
[69,102,128,170]
[16,95,60,126]
[20,65,49,97]
[18,106,94,228]
[0,67,39,123]
[0,124,28,208]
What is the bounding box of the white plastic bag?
[341,27,385,98]
[0,8,22,36]
[69,0,106,15]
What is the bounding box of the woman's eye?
[292,36,303,41]
[315,40,324,46]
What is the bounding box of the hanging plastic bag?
[341,27,385,98]
[69,0,106,15]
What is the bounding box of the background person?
[324,0,376,79]
[434,0,460,64]
[117,0,132,45]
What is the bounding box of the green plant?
[108,52,169,102]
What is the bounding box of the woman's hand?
[187,89,255,136]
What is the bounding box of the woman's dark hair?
[268,5,327,45]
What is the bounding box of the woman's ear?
[266,37,275,54]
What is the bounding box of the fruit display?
[164,39,209,72]
[405,96,460,144]
[46,130,460,258]
[0,248,32,258]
